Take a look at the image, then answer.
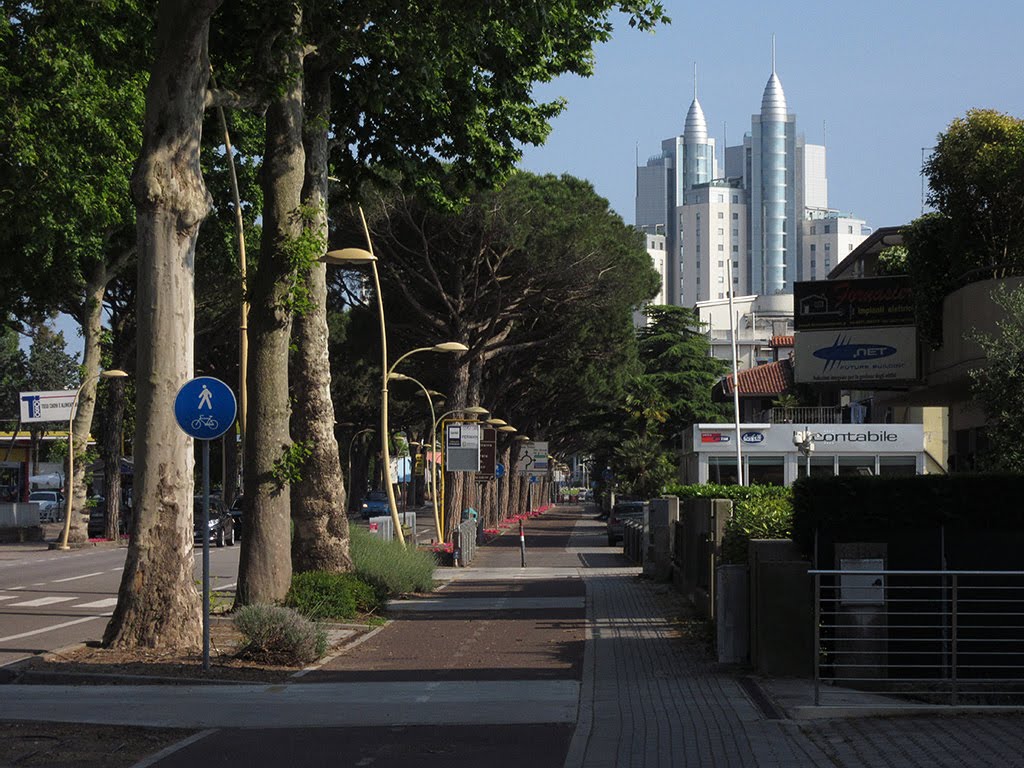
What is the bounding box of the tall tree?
[104,0,221,651]
[0,0,150,541]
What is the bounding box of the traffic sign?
[174,377,236,441]
[495,463,506,479]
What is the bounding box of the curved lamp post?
[59,369,129,551]
[346,427,375,502]
[389,372,443,542]
[322,210,468,547]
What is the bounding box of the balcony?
[761,406,843,424]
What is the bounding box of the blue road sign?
[602,467,614,482]
[174,376,237,441]
[495,463,506,479]
[529,475,538,484]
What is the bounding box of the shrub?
[286,570,383,620]
[350,526,436,596]
[233,604,327,665]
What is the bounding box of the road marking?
[53,571,105,583]
[109,567,123,572]
[213,582,236,592]
[10,596,76,608]
[75,598,119,609]
[0,614,109,644]
[0,596,17,601]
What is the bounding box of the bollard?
[452,528,462,568]
[519,518,526,568]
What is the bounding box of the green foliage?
[279,204,327,316]
[233,604,328,664]
[285,570,383,620]
[904,109,1024,346]
[0,323,27,421]
[349,526,436,596]
[611,433,675,499]
[662,483,794,564]
[969,283,1024,470]
[271,440,313,487]
[876,245,909,276]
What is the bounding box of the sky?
[517,0,1024,232]
[47,1,1024,363]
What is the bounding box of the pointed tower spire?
[760,37,787,119]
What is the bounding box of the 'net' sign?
[19,390,78,423]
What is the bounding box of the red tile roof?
[770,335,794,347]
[721,358,794,397]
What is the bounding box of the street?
[0,541,240,668]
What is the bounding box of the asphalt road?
[0,539,240,668]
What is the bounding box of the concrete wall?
[749,539,813,677]
[672,497,730,619]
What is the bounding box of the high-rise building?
[636,57,868,306]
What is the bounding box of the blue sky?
[517,0,1024,231]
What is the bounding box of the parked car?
[28,490,63,522]
[193,496,235,547]
[607,500,648,546]
[360,490,390,520]
[87,497,130,539]
[228,495,244,540]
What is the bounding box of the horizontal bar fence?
[810,570,1024,706]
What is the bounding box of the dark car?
[194,496,235,547]
[607,500,648,546]
[228,495,244,540]
[86,496,107,538]
[360,490,390,519]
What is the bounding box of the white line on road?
[0,596,17,601]
[52,571,106,583]
[75,598,119,609]
[11,596,76,608]
[0,614,110,644]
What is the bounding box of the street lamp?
[388,372,443,542]
[346,427,375,502]
[322,209,468,547]
[793,426,815,478]
[59,369,129,551]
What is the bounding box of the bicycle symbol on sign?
[191,414,219,431]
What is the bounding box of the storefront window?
[747,456,784,485]
[797,456,835,479]
[878,456,917,476]
[708,456,738,485]
[838,456,875,477]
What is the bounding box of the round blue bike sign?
[174,376,237,441]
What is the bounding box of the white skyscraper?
[635,55,867,306]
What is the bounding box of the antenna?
[823,119,827,147]
[771,34,776,73]
[694,62,698,101]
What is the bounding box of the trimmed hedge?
[664,483,794,564]
[286,570,382,620]
[791,474,1024,559]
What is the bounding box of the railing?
[762,406,842,424]
[811,570,1024,706]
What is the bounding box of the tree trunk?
[104,0,218,651]
[442,352,471,539]
[497,442,511,522]
[289,61,352,574]
[65,263,108,544]
[236,12,304,605]
[101,376,126,541]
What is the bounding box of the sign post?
[173,376,237,672]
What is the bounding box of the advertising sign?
[445,421,480,472]
[692,423,924,454]
[794,326,918,383]
[19,390,77,424]
[794,277,914,330]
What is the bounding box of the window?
[733,276,738,284]
[811,259,816,268]
[718,260,724,268]
[732,245,739,252]
[718,292,725,299]
[717,212,724,219]
[696,260,700,268]
[696,276,701,283]
[824,224,831,234]
[717,194,724,203]
[849,243,854,251]
[717,228,724,235]
[696,244,701,253]
[731,212,738,220]
[838,456,874,476]
[879,456,917,476]
[810,225,816,235]
[717,244,724,251]
[696,212,701,220]
[746,456,785,486]
[732,229,738,237]
[732,195,739,204]
[811,270,816,279]
[797,456,836,479]
[847,225,854,234]
[810,244,816,253]
[717,275,724,283]
[824,259,830,268]
[733,261,739,269]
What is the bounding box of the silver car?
[28,490,63,522]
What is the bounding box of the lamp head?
[433,342,469,353]
[321,248,377,265]
[487,418,508,426]
[388,372,411,382]
[464,406,488,416]
[498,426,517,433]
[101,369,129,379]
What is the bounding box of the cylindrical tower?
[759,70,787,294]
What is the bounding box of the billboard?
[692,423,924,454]
[794,327,918,383]
[794,277,913,330]
[19,390,77,424]
[444,422,480,472]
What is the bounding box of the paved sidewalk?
[2,506,1024,767]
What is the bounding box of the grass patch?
[350,526,436,596]
[286,570,383,620]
